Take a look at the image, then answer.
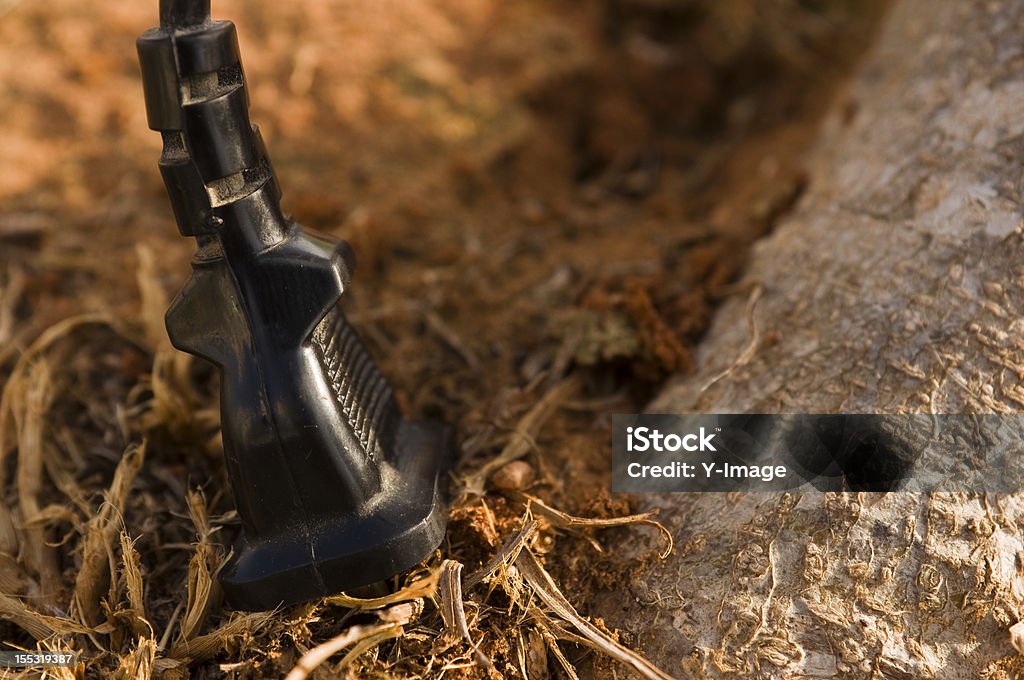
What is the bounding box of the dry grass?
[0,281,679,677]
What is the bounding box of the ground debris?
[0,0,885,674]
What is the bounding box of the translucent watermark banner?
[611,414,1024,492]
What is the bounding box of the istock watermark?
[612,414,1024,493]
[625,426,717,452]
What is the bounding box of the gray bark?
[599,1,1024,677]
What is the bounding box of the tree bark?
[597,1,1024,677]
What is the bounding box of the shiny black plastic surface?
[137,0,451,611]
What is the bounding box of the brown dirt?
[0,0,887,677]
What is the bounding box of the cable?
[159,0,210,29]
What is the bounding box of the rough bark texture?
[597,1,1024,677]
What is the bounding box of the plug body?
[138,3,450,611]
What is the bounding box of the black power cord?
[159,0,209,29]
[137,1,452,611]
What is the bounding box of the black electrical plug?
[137,0,451,611]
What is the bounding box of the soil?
[0,0,887,677]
